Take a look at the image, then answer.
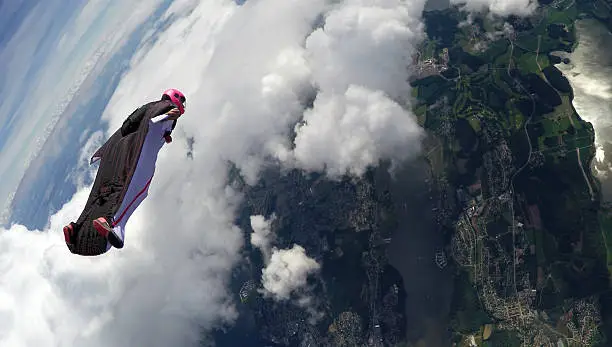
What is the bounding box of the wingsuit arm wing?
[90,101,176,164]
[89,131,119,165]
[90,149,103,165]
[121,105,148,137]
[90,106,145,165]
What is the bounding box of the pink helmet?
[162,88,186,114]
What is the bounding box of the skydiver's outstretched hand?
[166,108,181,121]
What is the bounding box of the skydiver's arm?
[120,106,148,136]
[151,114,170,124]
[151,108,181,124]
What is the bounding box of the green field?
[547,3,578,26]
[516,52,542,73]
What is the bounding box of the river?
[555,19,612,200]
[382,2,464,345]
[385,159,454,347]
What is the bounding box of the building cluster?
[349,180,377,233]
[562,298,601,346]
[412,46,450,80]
[446,136,604,345]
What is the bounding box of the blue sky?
[0,1,81,144]
[0,0,37,49]
[0,0,170,223]
[0,0,85,221]
[7,0,176,230]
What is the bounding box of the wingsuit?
[63,89,186,256]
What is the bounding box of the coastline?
[559,19,608,205]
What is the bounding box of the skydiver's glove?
[164,131,172,143]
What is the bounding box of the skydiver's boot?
[93,217,124,249]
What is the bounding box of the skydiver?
[62,89,187,256]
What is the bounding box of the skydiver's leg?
[94,176,151,250]
[112,178,151,228]
[93,217,124,249]
[110,182,150,245]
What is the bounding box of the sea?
[555,19,612,200]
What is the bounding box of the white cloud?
[248,214,320,307]
[261,245,321,301]
[250,214,276,261]
[249,214,320,306]
[450,0,539,17]
[305,0,425,100]
[293,85,425,177]
[0,185,241,347]
[288,0,427,177]
[0,0,431,345]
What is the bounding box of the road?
[505,36,536,293]
[577,147,596,201]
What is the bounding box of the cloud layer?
[290,0,427,177]
[450,0,539,17]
